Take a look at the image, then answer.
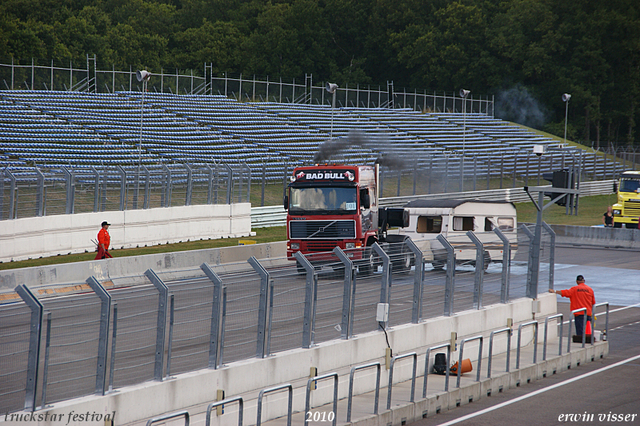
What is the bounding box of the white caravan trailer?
[396,199,518,268]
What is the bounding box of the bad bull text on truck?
[283,164,518,274]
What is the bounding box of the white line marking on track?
[434,353,640,426]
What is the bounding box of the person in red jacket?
[95,221,112,260]
[549,275,596,336]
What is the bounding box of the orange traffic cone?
[450,358,473,374]
[586,318,592,335]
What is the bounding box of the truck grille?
[624,200,640,216]
[289,220,356,239]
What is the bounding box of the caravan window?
[453,216,474,231]
[497,217,515,231]
[416,216,442,233]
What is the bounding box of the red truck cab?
[285,165,379,259]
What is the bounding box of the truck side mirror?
[283,195,289,210]
[361,192,370,209]
[613,181,617,193]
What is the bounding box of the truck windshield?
[289,186,357,214]
[620,179,640,193]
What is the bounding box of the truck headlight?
[345,242,356,249]
[290,243,300,250]
[613,209,621,215]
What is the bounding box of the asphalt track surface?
[409,243,640,426]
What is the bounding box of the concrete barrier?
[0,241,287,292]
[549,224,640,249]
[0,203,252,263]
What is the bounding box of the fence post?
[206,164,214,205]
[91,167,100,212]
[163,165,172,207]
[466,231,485,309]
[35,167,44,217]
[40,311,51,409]
[143,165,150,209]
[15,284,43,412]
[261,161,267,206]
[6,169,17,219]
[143,269,169,381]
[101,167,108,212]
[62,167,75,214]
[333,247,355,339]
[437,235,456,316]
[225,164,233,205]
[108,303,117,392]
[373,243,391,328]
[201,263,223,368]
[0,169,4,220]
[248,256,271,358]
[116,165,126,210]
[405,239,424,323]
[493,227,511,303]
[86,276,111,395]
[185,163,193,206]
[295,252,318,349]
[243,162,251,203]
[542,222,556,289]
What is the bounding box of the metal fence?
[0,163,252,220]
[0,155,625,222]
[0,56,493,113]
[0,228,551,414]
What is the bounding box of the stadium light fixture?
[562,93,571,146]
[135,70,151,208]
[326,83,338,140]
[459,89,470,191]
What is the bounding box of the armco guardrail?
[251,180,615,228]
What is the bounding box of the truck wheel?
[614,223,622,228]
[393,241,412,274]
[359,247,377,276]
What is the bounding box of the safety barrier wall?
[0,203,252,263]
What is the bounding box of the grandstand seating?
[0,90,623,185]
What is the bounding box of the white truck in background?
[395,199,518,269]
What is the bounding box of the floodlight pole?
[562,93,571,146]
[135,75,149,209]
[459,89,470,192]
[330,90,336,140]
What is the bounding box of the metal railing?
[386,352,418,409]
[456,335,483,388]
[206,397,243,426]
[487,328,511,378]
[423,343,452,396]
[568,308,588,351]
[543,314,564,361]
[0,57,493,113]
[145,410,189,426]
[346,362,381,422]
[305,373,339,426]
[256,384,293,426]
[516,321,539,369]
